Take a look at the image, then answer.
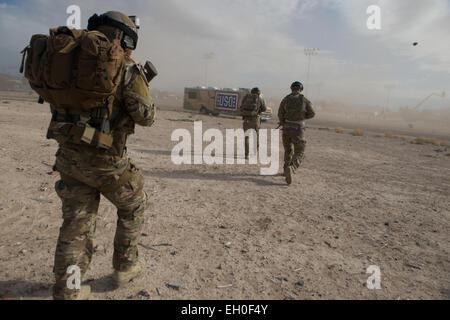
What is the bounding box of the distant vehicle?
[183,86,272,121]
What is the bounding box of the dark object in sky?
[413,42,418,46]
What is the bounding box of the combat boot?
[284,166,292,185]
[54,284,91,300]
[75,285,91,300]
[113,259,145,287]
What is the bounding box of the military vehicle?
[183,86,272,121]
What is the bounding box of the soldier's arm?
[304,97,315,119]
[123,66,156,127]
[278,98,286,123]
[259,97,267,113]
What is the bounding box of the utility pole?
[304,48,319,95]
[203,52,214,87]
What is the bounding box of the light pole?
[383,84,395,119]
[315,82,324,101]
[304,48,319,95]
[203,52,214,87]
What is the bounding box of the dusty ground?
[0,98,449,300]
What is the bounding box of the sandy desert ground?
[0,97,449,300]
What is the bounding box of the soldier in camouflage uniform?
[278,81,315,185]
[51,12,155,300]
[240,87,267,159]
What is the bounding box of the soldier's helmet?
[251,87,261,94]
[290,81,303,90]
[87,11,139,50]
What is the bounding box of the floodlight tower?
[304,48,320,95]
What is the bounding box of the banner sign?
[215,91,239,112]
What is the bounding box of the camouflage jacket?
[56,56,156,157]
[108,56,156,156]
[278,93,315,126]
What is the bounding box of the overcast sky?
[0,0,449,109]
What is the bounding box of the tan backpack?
[284,94,306,122]
[20,26,125,149]
[240,93,260,117]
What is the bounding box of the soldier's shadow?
[134,149,172,156]
[142,168,286,186]
[0,277,118,299]
[88,274,117,294]
[0,280,52,299]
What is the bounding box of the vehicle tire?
[199,106,209,114]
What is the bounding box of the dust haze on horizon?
[0,0,449,111]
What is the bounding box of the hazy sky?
[0,0,449,109]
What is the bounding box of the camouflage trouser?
[282,129,306,171]
[52,146,148,299]
[243,116,261,158]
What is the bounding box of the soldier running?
[278,81,315,185]
[239,87,267,159]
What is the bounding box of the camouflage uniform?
[52,57,155,299]
[240,93,267,158]
[278,93,315,172]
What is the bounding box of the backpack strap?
[19,46,30,73]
